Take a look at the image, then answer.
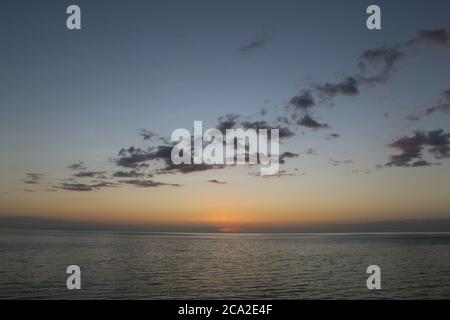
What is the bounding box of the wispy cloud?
[57,181,116,192]
[240,34,267,53]
[23,173,44,185]
[407,89,450,121]
[120,179,181,188]
[207,179,227,185]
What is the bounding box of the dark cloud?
[249,170,296,178]
[113,170,145,178]
[276,116,290,125]
[326,133,340,140]
[207,179,227,185]
[289,91,315,110]
[240,120,270,130]
[120,179,181,188]
[74,171,107,178]
[329,159,353,166]
[68,161,87,171]
[407,89,450,121]
[57,181,116,192]
[217,114,240,133]
[357,46,407,85]
[240,36,266,53]
[24,173,44,184]
[417,28,450,48]
[315,77,359,100]
[68,161,108,179]
[116,143,228,175]
[297,114,329,130]
[279,151,299,164]
[116,145,173,169]
[139,129,157,141]
[277,127,296,139]
[240,120,295,140]
[160,163,226,175]
[386,129,450,167]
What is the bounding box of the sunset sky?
[1,0,450,232]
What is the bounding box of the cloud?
[113,170,146,178]
[68,161,87,171]
[24,173,44,184]
[116,145,173,169]
[315,77,359,100]
[116,142,228,175]
[289,91,315,110]
[416,28,450,48]
[249,170,296,178]
[329,159,353,166]
[357,46,407,85]
[57,181,116,192]
[326,133,340,140]
[160,163,226,175]
[240,35,266,53]
[120,179,181,188]
[73,171,107,178]
[207,179,227,185]
[139,129,157,141]
[407,89,450,121]
[297,114,330,130]
[240,120,295,140]
[386,129,450,167]
[305,148,318,155]
[217,114,240,134]
[279,151,299,164]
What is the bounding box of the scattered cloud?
[24,173,44,185]
[416,28,450,49]
[57,181,116,192]
[249,170,296,178]
[113,170,146,178]
[315,77,359,100]
[139,129,157,141]
[407,89,450,121]
[289,91,315,110]
[74,171,107,178]
[240,35,266,53]
[68,161,87,171]
[116,145,173,169]
[217,114,240,134]
[386,129,450,167]
[279,151,299,164]
[357,46,407,85]
[326,133,340,140]
[305,148,318,155]
[120,179,181,188]
[207,179,227,185]
[297,114,330,130]
[329,159,353,166]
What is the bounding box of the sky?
[1,0,450,232]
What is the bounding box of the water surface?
[1,229,449,299]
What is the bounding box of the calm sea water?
[1,229,450,299]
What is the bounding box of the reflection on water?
[1,229,450,299]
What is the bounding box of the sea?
[1,229,450,299]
